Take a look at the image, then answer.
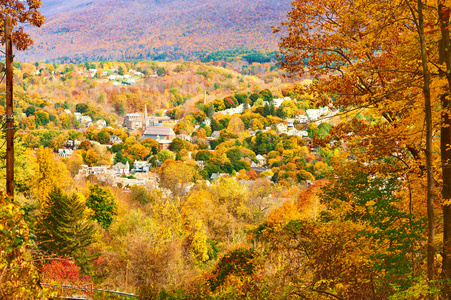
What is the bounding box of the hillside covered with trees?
[18,0,291,63]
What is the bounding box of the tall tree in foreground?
[275,0,441,293]
[437,0,451,295]
[0,1,44,297]
[410,0,435,281]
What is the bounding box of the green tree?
[34,111,50,126]
[260,89,273,102]
[170,138,185,153]
[207,103,215,118]
[24,106,35,117]
[86,184,117,228]
[141,138,160,155]
[37,187,96,266]
[157,67,165,77]
[157,149,176,162]
[249,93,259,105]
[226,147,242,164]
[96,130,111,144]
[195,150,213,161]
[75,103,89,114]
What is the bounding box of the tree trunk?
[439,2,451,297]
[418,0,435,282]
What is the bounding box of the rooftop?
[143,127,175,136]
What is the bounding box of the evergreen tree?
[207,103,215,118]
[37,187,95,265]
[243,98,250,110]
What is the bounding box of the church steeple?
[143,104,148,131]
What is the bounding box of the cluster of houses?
[75,160,157,189]
[63,97,334,192]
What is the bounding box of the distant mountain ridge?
[17,0,292,63]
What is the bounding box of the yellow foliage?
[29,146,72,207]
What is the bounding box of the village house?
[74,112,93,126]
[256,154,267,166]
[296,115,309,123]
[222,104,244,115]
[112,161,130,176]
[273,97,288,108]
[58,148,73,158]
[141,127,176,149]
[63,140,76,149]
[306,107,329,120]
[114,177,146,189]
[134,161,151,172]
[110,135,123,144]
[276,123,288,133]
[95,119,107,129]
[75,165,111,180]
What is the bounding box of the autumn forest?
[3,0,451,299]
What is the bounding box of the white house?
[297,115,309,123]
[273,97,294,108]
[276,123,288,133]
[134,161,151,172]
[306,107,329,120]
[222,104,244,115]
[203,118,211,127]
[95,119,107,129]
[112,161,130,175]
[110,135,123,144]
[58,149,73,157]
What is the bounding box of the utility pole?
[5,16,14,198]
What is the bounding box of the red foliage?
[41,259,91,286]
[247,170,258,180]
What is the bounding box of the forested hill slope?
[18,0,291,63]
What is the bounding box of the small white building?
[58,149,74,157]
[306,107,328,120]
[95,119,107,129]
[256,154,267,166]
[110,135,123,144]
[112,161,130,175]
[134,161,151,172]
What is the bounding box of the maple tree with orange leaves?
[0,0,44,50]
